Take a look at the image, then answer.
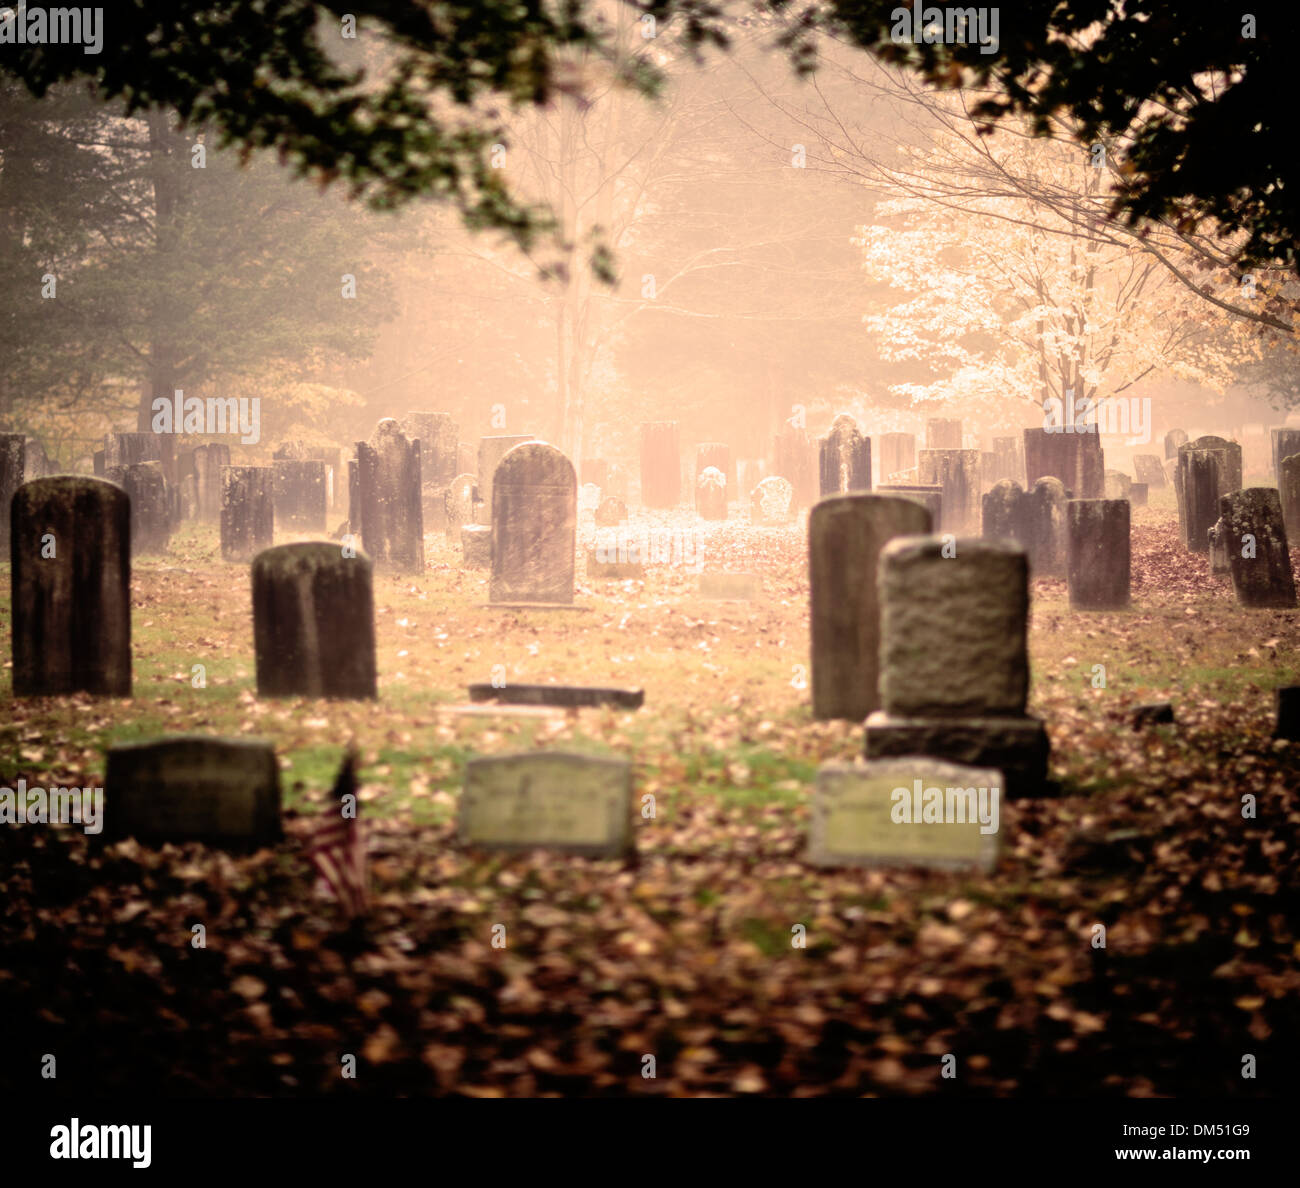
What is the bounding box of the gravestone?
[251,542,376,699]
[220,466,274,562]
[274,459,328,533]
[469,684,644,709]
[1176,443,1227,552]
[639,422,681,508]
[696,466,727,520]
[925,418,963,449]
[1103,470,1132,501]
[103,431,162,470]
[11,477,131,697]
[1270,428,1300,482]
[1134,454,1167,488]
[982,479,1028,548]
[1279,453,1300,545]
[1164,428,1188,459]
[918,448,981,534]
[876,483,942,527]
[810,494,931,721]
[356,419,424,573]
[1023,426,1104,498]
[1220,488,1297,608]
[595,496,628,527]
[866,536,1050,796]
[462,523,491,568]
[444,473,477,541]
[400,411,458,487]
[460,752,632,857]
[92,449,105,476]
[1067,499,1131,610]
[773,425,817,509]
[818,414,871,497]
[1208,514,1231,576]
[193,443,231,521]
[1129,482,1148,508]
[808,759,1000,872]
[103,737,281,848]
[106,461,171,555]
[305,447,343,512]
[490,442,577,604]
[0,434,29,553]
[1024,477,1068,577]
[478,434,535,512]
[750,476,794,524]
[272,440,312,460]
[879,432,916,481]
[989,437,1023,485]
[696,442,736,494]
[176,449,199,519]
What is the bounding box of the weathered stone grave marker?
[356,419,424,572]
[220,466,274,562]
[1067,499,1131,610]
[1220,488,1297,608]
[490,442,576,604]
[818,414,871,497]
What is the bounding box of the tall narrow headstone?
[251,542,376,698]
[818,414,871,497]
[925,418,963,449]
[356,419,424,573]
[866,536,1050,796]
[220,466,275,562]
[1023,426,1104,498]
[478,434,535,512]
[106,461,171,555]
[918,448,981,534]
[490,442,577,604]
[1270,429,1300,482]
[1164,428,1188,459]
[193,443,231,521]
[1067,499,1131,609]
[878,432,916,481]
[982,479,1028,548]
[1025,477,1068,577]
[810,494,931,721]
[11,476,131,696]
[400,411,458,487]
[274,459,328,533]
[1279,453,1300,545]
[1220,488,1297,608]
[1176,441,1234,552]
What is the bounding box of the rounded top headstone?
[495,441,575,488]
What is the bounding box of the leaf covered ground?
[1,497,1297,1097]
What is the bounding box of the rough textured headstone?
[469,683,644,709]
[274,459,328,533]
[1176,446,1222,552]
[1067,499,1131,610]
[1164,428,1188,459]
[918,448,981,534]
[490,442,576,604]
[773,425,817,509]
[1279,453,1300,545]
[818,414,871,497]
[103,431,162,469]
[808,759,1000,872]
[876,483,941,526]
[1208,515,1231,576]
[251,542,376,699]
[1103,470,1132,501]
[639,422,681,508]
[103,737,281,848]
[866,536,1049,796]
[1220,488,1297,608]
[696,466,727,520]
[810,494,931,722]
[400,411,458,487]
[460,752,632,857]
[462,523,491,567]
[595,496,628,527]
[750,476,793,524]
[106,460,171,555]
[925,418,963,449]
[1134,454,1166,488]
[981,479,1028,548]
[478,434,535,512]
[1271,428,1300,482]
[1023,426,1104,498]
[11,477,131,697]
[444,473,477,541]
[356,419,424,573]
[193,443,231,521]
[1128,482,1148,508]
[879,432,916,481]
[220,466,274,562]
[1024,477,1068,577]
[695,442,735,494]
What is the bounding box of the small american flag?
[298,749,368,918]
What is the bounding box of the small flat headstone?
[1131,702,1175,728]
[460,752,632,857]
[809,759,1001,872]
[103,736,281,848]
[699,571,760,600]
[468,683,644,709]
